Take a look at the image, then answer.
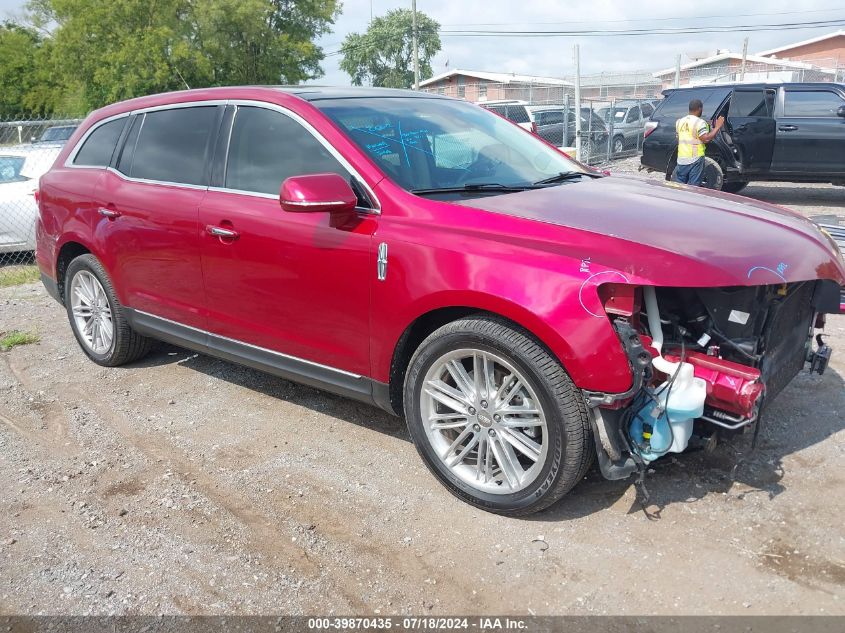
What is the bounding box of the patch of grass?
[0,265,40,288]
[0,330,40,350]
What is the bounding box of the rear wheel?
[64,254,153,366]
[403,316,593,516]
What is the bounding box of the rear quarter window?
[73,117,127,167]
[507,106,530,124]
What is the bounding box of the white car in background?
[0,145,60,254]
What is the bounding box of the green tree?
[339,8,440,88]
[0,22,50,118]
[24,0,340,112]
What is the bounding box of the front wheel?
[403,316,593,516]
[721,181,748,194]
[612,136,624,154]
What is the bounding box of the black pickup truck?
[641,82,845,193]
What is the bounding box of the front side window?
[315,97,583,193]
[128,106,217,185]
[73,117,127,167]
[783,90,845,117]
[225,106,348,196]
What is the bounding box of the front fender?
[370,235,635,394]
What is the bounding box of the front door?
[93,105,220,329]
[771,87,845,174]
[199,105,376,377]
[726,88,776,173]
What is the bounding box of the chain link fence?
[422,82,661,166]
[0,116,81,291]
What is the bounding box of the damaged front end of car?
[582,278,842,481]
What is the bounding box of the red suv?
[36,87,845,515]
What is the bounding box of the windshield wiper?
[533,171,602,185]
[411,183,536,195]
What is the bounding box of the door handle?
[98,207,121,219]
[778,125,798,132]
[206,225,239,240]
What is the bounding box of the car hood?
[455,175,845,287]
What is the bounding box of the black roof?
[274,86,450,101]
[664,81,844,94]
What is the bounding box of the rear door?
[771,87,845,174]
[93,104,220,329]
[726,88,776,173]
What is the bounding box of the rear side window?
[224,106,347,196]
[127,106,217,185]
[783,91,845,117]
[640,102,654,117]
[73,118,127,167]
[730,90,772,117]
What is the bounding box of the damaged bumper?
[582,278,840,481]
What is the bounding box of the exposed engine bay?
[584,279,840,481]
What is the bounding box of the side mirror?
[837,105,845,118]
[280,173,357,213]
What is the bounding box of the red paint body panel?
[198,189,374,375]
[35,86,845,401]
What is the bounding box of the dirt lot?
[0,176,844,616]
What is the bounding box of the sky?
[2,0,843,84]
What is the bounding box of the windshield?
[598,107,627,123]
[315,97,583,193]
[38,126,76,143]
[0,156,27,183]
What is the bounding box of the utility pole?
[574,43,582,163]
[740,37,749,82]
[674,54,681,88]
[412,0,420,90]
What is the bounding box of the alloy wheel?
[420,348,548,494]
[69,270,114,355]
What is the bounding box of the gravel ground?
[0,173,843,616]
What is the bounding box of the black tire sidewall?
[64,255,121,365]
[405,330,569,514]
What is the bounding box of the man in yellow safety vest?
[675,98,724,186]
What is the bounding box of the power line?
[439,19,845,37]
[322,17,845,58]
[438,7,845,27]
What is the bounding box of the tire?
[721,181,748,194]
[64,254,153,367]
[669,157,724,190]
[699,157,724,190]
[403,315,593,516]
[612,136,624,154]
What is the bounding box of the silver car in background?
[597,100,657,154]
[0,145,60,254]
